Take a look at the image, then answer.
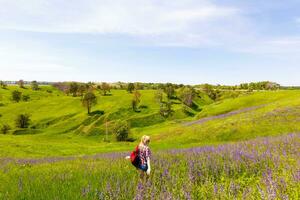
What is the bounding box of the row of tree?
[196,81,280,91]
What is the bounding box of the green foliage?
[22,94,30,102]
[178,87,195,106]
[127,83,135,93]
[113,120,130,141]
[99,82,111,96]
[154,89,163,104]
[11,90,22,102]
[132,90,141,111]
[15,114,31,128]
[164,83,176,99]
[82,92,97,114]
[31,80,39,90]
[18,79,25,88]
[1,124,10,134]
[159,100,173,117]
[201,84,221,101]
[69,82,79,97]
[0,80,7,88]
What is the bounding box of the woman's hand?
[146,168,151,175]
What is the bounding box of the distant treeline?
[2,80,299,91]
[196,81,281,91]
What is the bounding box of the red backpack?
[130,146,140,168]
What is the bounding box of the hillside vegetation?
[0,85,299,157]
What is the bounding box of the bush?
[22,94,30,102]
[15,114,31,128]
[159,100,173,117]
[113,120,130,141]
[1,124,10,134]
[11,90,22,102]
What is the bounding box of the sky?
[0,0,300,86]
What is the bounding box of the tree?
[154,89,163,104]
[69,82,79,97]
[18,80,25,88]
[1,124,10,134]
[159,100,173,117]
[12,90,22,102]
[15,114,30,128]
[178,87,195,107]
[31,80,39,90]
[78,84,86,97]
[132,90,141,111]
[100,82,111,96]
[164,84,175,99]
[113,120,130,141]
[82,92,97,114]
[127,83,135,93]
[0,81,7,89]
[202,84,220,101]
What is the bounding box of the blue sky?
[0,0,300,85]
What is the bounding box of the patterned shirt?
[138,145,151,166]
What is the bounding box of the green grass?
[0,86,300,158]
[1,134,299,199]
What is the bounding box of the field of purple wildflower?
[0,133,299,199]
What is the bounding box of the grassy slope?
[0,86,300,158]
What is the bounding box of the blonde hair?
[140,135,150,146]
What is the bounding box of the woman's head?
[141,135,150,146]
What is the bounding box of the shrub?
[15,114,31,128]
[1,124,10,134]
[159,100,173,117]
[22,94,30,102]
[127,83,135,93]
[31,80,39,90]
[11,90,22,102]
[113,120,130,141]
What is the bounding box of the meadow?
[0,85,300,199]
[0,133,299,199]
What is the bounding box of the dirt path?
[183,104,266,126]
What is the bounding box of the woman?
[137,135,151,177]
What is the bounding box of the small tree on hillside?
[132,90,141,111]
[69,82,79,97]
[18,80,25,88]
[155,89,163,104]
[178,87,195,107]
[82,92,97,114]
[1,124,11,134]
[100,82,111,96]
[31,80,39,90]
[159,100,173,117]
[164,84,175,99]
[15,114,30,128]
[11,90,22,102]
[78,84,86,97]
[113,120,130,141]
[127,83,135,93]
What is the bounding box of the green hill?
[0,86,299,157]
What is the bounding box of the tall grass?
[0,134,299,199]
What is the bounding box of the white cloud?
[0,0,299,55]
[0,0,238,35]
